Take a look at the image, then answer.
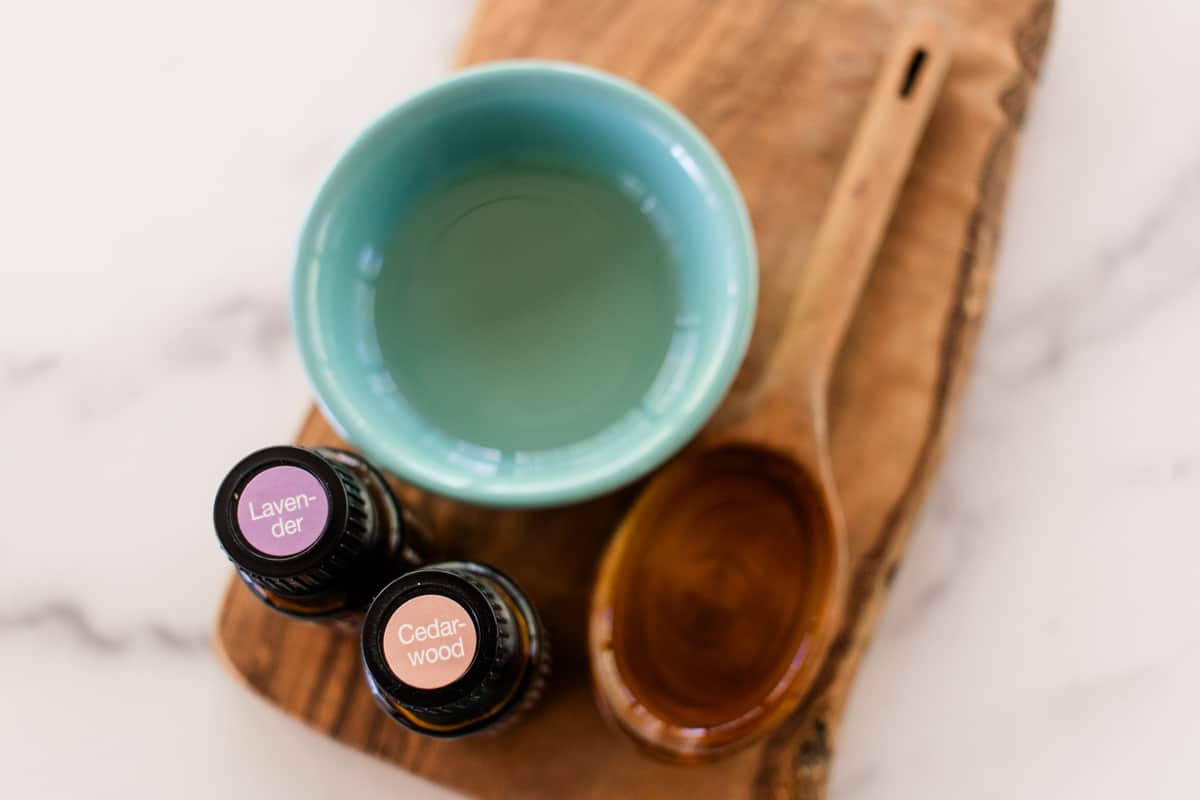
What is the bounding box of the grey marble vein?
[881,492,985,640]
[2,354,61,386]
[1047,660,1157,717]
[989,154,1200,382]
[1111,454,1200,487]
[164,293,291,366]
[0,600,209,654]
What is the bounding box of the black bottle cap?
[213,445,375,598]
[361,563,535,736]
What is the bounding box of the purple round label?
[235,466,330,557]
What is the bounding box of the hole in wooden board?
[899,48,927,97]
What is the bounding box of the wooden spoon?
[589,15,952,762]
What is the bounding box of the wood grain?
[214,0,1054,797]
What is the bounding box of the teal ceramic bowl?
[293,61,756,507]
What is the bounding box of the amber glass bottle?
[213,445,422,623]
[360,562,549,737]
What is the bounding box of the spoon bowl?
[591,447,843,757]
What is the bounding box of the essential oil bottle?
[360,562,550,737]
[213,445,423,623]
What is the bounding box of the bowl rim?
[292,59,757,508]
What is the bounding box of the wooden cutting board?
[214,0,1053,797]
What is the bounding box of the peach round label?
[383,595,478,689]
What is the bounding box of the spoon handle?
[766,15,952,404]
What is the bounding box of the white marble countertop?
[1,1,1196,797]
